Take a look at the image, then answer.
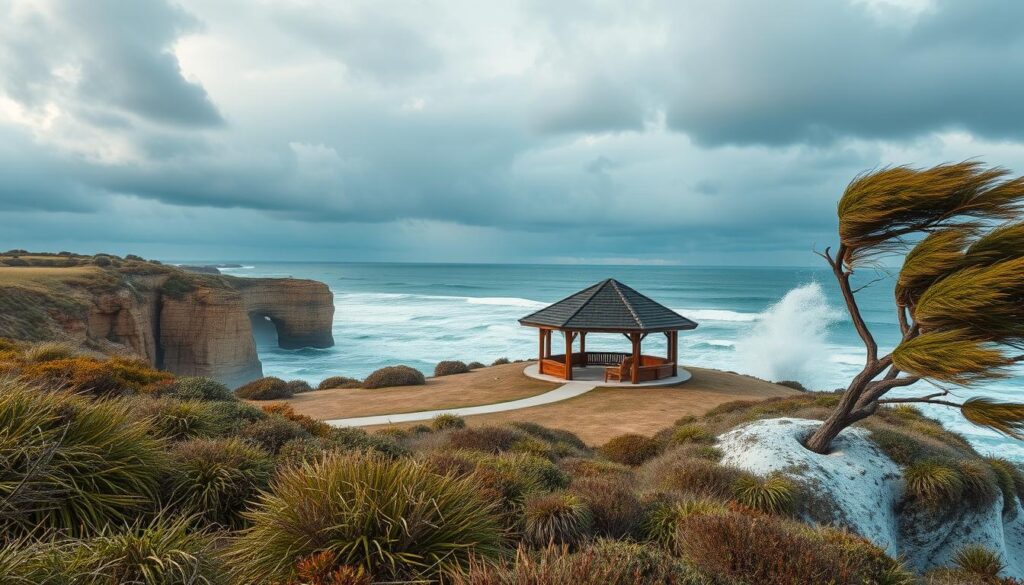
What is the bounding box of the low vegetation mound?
[234,376,292,400]
[362,365,426,388]
[435,360,470,376]
[317,375,362,389]
[227,453,504,583]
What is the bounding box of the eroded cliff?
[0,252,334,387]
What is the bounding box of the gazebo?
[519,279,698,384]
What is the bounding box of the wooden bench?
[604,355,675,383]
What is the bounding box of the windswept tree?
[806,161,1024,454]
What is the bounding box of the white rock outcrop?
[717,417,1024,578]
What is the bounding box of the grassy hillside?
[1,341,1021,584]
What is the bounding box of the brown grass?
[264,363,560,419]
[361,366,797,445]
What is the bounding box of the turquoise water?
[214,262,1023,460]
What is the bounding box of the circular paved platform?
[522,363,691,387]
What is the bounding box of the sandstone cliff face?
[234,278,335,349]
[24,273,334,387]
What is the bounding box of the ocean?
[212,262,1024,461]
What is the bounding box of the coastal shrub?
[569,476,643,538]
[674,443,724,462]
[491,357,510,366]
[134,397,226,441]
[904,459,964,509]
[453,541,704,585]
[19,356,171,396]
[731,473,798,515]
[952,545,1004,579]
[317,375,362,390]
[955,459,999,507]
[640,455,745,500]
[448,425,527,454]
[165,438,274,528]
[671,424,715,445]
[172,376,234,401]
[262,403,332,437]
[40,516,228,584]
[22,341,75,363]
[235,376,292,400]
[600,434,661,466]
[986,457,1024,515]
[286,379,313,394]
[640,496,730,549]
[467,361,485,370]
[432,412,466,430]
[0,381,165,537]
[488,452,568,492]
[559,457,632,479]
[435,360,470,376]
[422,451,548,514]
[523,491,593,548]
[775,380,808,391]
[238,416,312,454]
[324,426,409,459]
[227,453,504,583]
[510,421,588,452]
[677,512,913,585]
[362,365,425,388]
[206,400,266,434]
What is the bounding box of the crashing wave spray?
[734,283,843,388]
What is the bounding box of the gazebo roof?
[519,278,698,332]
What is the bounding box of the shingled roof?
[519,279,698,332]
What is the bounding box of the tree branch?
[834,245,880,364]
[876,397,962,408]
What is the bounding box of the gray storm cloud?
[0,0,1023,263]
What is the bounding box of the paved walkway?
[325,380,599,428]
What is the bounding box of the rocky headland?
[0,251,334,386]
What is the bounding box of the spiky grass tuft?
[952,545,1004,579]
[731,473,798,515]
[523,491,594,548]
[903,459,964,509]
[227,452,504,583]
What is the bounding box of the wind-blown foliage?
[807,161,1024,454]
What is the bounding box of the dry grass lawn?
[0,266,101,287]
[280,362,799,445]
[268,362,560,419]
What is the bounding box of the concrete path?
[325,380,599,428]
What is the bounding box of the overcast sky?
[1,0,1023,265]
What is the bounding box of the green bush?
[955,459,999,508]
[205,400,266,434]
[640,496,730,549]
[317,375,362,390]
[172,377,234,401]
[671,424,715,445]
[238,416,312,454]
[558,457,632,479]
[524,491,593,548]
[286,379,313,394]
[433,413,467,430]
[677,511,913,585]
[10,516,228,584]
[422,451,550,514]
[22,341,76,363]
[164,438,274,528]
[234,377,292,400]
[435,360,470,376]
[986,457,1024,516]
[731,473,798,515]
[0,381,165,537]
[952,544,1004,579]
[227,453,504,583]
[904,459,964,509]
[448,425,528,454]
[569,476,643,538]
[491,357,511,366]
[509,421,588,452]
[323,426,409,459]
[133,397,226,441]
[362,365,426,389]
[640,455,745,500]
[467,361,486,370]
[600,434,661,466]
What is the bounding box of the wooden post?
[580,332,587,366]
[631,333,640,384]
[545,329,552,359]
[671,330,678,377]
[537,328,545,375]
[564,330,573,381]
